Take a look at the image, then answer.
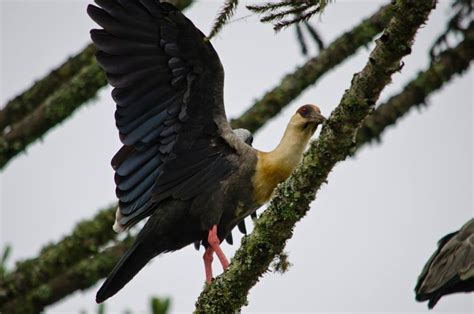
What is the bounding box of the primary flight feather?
[87,0,325,303]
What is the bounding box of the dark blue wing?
[88,0,236,229]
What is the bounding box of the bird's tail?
[96,238,162,303]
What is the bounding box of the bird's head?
[290,104,326,134]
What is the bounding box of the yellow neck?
[253,123,313,205]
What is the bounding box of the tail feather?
[96,239,161,303]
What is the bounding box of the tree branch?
[0,45,96,132]
[195,0,435,312]
[1,239,132,313]
[231,4,392,132]
[0,0,194,133]
[0,63,106,170]
[0,0,195,171]
[356,21,474,148]
[0,205,116,306]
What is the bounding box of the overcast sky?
[1,0,473,313]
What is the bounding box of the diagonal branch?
[0,0,195,170]
[0,239,132,314]
[195,0,436,312]
[0,5,394,303]
[231,4,392,133]
[356,21,474,148]
[0,205,116,306]
[0,44,96,132]
[0,63,106,170]
[0,0,194,133]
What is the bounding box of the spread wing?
[415,219,474,307]
[88,0,237,229]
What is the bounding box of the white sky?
[1,0,473,313]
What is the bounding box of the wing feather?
[415,219,474,308]
[88,0,237,231]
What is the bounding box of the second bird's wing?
[88,0,238,230]
[415,218,474,308]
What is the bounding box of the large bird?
[87,0,325,303]
[415,218,474,309]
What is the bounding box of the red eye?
[298,106,310,117]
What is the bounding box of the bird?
[87,0,326,303]
[415,218,474,309]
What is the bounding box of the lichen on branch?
[0,0,195,171]
[231,4,393,133]
[357,21,474,147]
[0,44,96,133]
[0,205,116,307]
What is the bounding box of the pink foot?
[208,225,229,270]
[203,247,214,284]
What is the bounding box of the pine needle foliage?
[208,0,239,39]
[430,0,473,60]
[295,21,325,56]
[247,0,334,31]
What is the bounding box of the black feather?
[237,220,247,234]
[114,145,158,176]
[90,29,161,56]
[96,233,161,303]
[96,52,166,74]
[225,232,233,245]
[106,66,169,88]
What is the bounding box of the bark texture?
[0,240,131,313]
[356,21,474,148]
[231,4,392,132]
[0,205,116,306]
[0,44,95,132]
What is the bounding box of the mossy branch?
[0,63,107,170]
[0,0,194,171]
[356,21,474,148]
[0,44,96,133]
[195,1,435,312]
[0,239,132,313]
[0,205,117,306]
[231,4,393,132]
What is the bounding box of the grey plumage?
[415,218,474,308]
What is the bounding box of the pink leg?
[207,225,229,270]
[203,247,214,284]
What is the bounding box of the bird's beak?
[309,112,326,124]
